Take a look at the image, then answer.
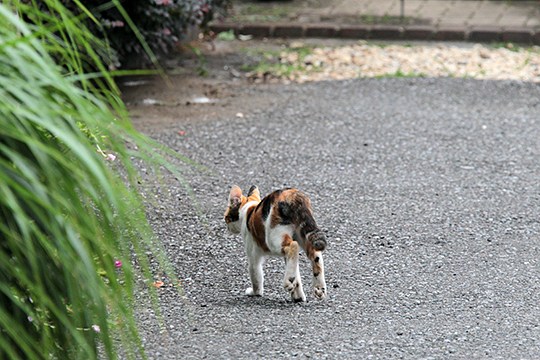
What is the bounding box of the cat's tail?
[304,229,327,252]
[280,191,327,251]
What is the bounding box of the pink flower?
[92,325,101,333]
[114,260,122,268]
[156,0,171,5]
[163,28,172,36]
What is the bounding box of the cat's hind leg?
[307,245,327,300]
[281,234,306,302]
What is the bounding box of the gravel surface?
[133,77,540,359]
[245,41,540,84]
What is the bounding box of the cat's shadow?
[217,295,330,309]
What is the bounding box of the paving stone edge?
[210,22,540,45]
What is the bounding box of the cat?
[224,185,327,302]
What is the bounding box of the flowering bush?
[58,0,231,66]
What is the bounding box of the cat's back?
[256,187,313,227]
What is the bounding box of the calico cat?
[224,185,327,302]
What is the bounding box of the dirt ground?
[119,39,285,132]
[119,37,377,133]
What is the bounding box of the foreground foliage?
[1,2,176,359]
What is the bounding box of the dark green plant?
[0,2,181,359]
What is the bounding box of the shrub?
[44,0,231,67]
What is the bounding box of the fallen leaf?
[152,280,164,288]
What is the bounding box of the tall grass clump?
[1,2,177,359]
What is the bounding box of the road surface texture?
[131,77,540,359]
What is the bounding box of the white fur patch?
[263,208,293,255]
[239,201,258,236]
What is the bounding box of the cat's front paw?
[245,287,262,296]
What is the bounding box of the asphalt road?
[136,78,540,359]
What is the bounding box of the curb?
[210,22,540,45]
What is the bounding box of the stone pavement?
[211,0,540,44]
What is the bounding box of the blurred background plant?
[0,0,221,358]
[34,0,231,68]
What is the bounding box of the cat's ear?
[229,185,243,207]
[247,185,260,201]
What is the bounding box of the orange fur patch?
[305,241,316,260]
[281,234,299,259]
[246,205,270,252]
[270,205,282,228]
